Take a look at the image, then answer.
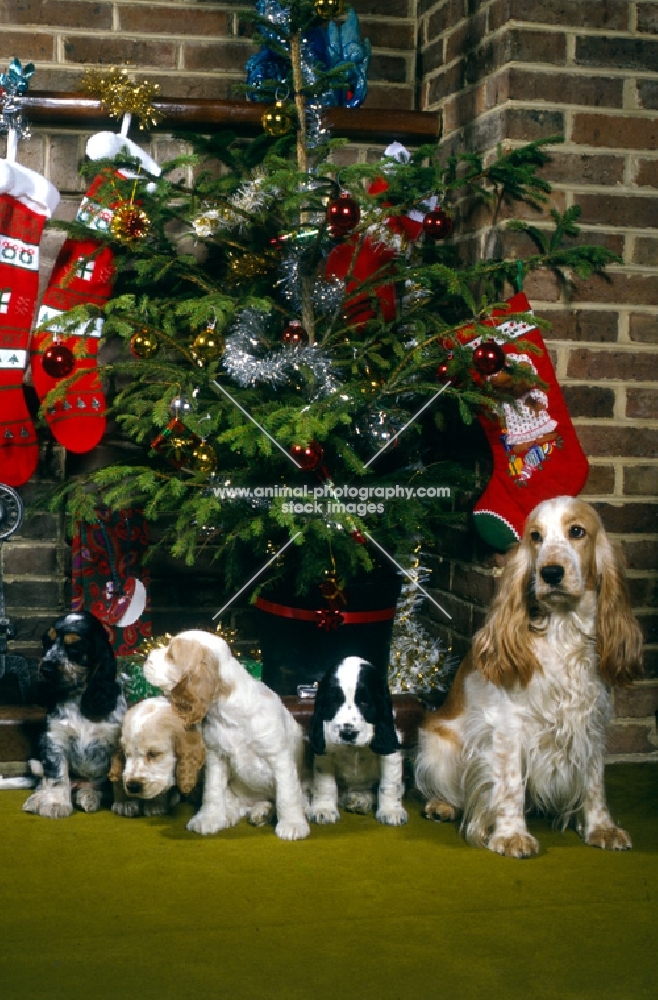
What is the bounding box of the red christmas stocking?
[32,132,159,454]
[0,160,59,486]
[460,291,589,549]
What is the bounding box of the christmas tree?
[38,0,616,613]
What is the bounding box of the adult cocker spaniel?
[415,496,643,858]
[109,696,205,817]
[24,610,125,818]
[308,657,407,826]
[144,630,310,840]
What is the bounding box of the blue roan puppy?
[308,657,407,826]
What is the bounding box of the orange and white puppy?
[415,497,643,858]
[144,631,310,841]
[110,696,205,817]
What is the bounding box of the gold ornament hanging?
[81,67,162,130]
[191,441,218,475]
[227,251,272,280]
[261,100,294,137]
[315,0,345,18]
[111,202,150,243]
[129,327,159,359]
[191,325,225,365]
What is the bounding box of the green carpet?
[1,764,656,1000]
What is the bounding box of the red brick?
[572,112,658,151]
[593,502,658,533]
[370,54,410,84]
[637,4,658,33]
[62,35,177,69]
[427,0,466,40]
[614,684,658,719]
[538,309,619,342]
[450,564,497,606]
[523,269,562,301]
[363,85,415,112]
[562,385,615,417]
[621,540,658,571]
[576,193,658,230]
[637,80,658,110]
[445,13,488,65]
[420,38,445,76]
[119,7,230,36]
[570,272,658,307]
[0,30,54,61]
[2,0,113,29]
[356,0,413,15]
[606,722,657,755]
[427,62,464,104]
[361,19,415,49]
[576,425,658,458]
[581,464,615,495]
[629,313,658,343]
[509,28,567,65]
[576,34,658,72]
[500,0,630,31]
[505,107,565,142]
[427,590,474,637]
[636,159,658,188]
[567,348,658,381]
[627,388,658,418]
[507,68,623,110]
[632,238,658,268]
[624,465,658,495]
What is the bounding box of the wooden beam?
[22,93,441,144]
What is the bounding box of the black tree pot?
[256,573,403,696]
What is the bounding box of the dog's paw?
[187,808,237,835]
[424,798,458,822]
[142,799,169,818]
[23,790,73,819]
[75,787,102,813]
[275,817,310,840]
[247,801,275,827]
[309,804,340,824]
[342,790,374,815]
[488,831,539,858]
[112,799,142,818]
[376,805,408,826]
[585,825,632,851]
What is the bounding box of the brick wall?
[0,1,656,757]
[419,0,658,759]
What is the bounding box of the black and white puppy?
[308,657,407,826]
[23,611,126,818]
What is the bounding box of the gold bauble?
[191,442,218,475]
[261,100,294,137]
[315,0,344,18]
[191,327,225,364]
[130,328,159,359]
[227,252,270,280]
[110,203,150,243]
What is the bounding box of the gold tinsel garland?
[81,67,162,130]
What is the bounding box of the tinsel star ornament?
[42,341,75,379]
[261,100,294,137]
[111,202,150,243]
[130,328,159,359]
[81,67,162,130]
[315,0,344,17]
[472,339,506,375]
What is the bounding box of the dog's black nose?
[541,564,565,586]
[126,780,142,795]
[339,725,358,744]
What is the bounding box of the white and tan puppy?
[109,696,205,817]
[144,631,310,840]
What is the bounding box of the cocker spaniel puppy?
[308,657,407,826]
[415,496,644,858]
[109,696,205,817]
[23,611,125,818]
[144,630,310,840]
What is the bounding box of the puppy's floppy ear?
[472,539,539,687]
[595,529,644,685]
[174,727,205,794]
[362,666,400,756]
[108,749,125,783]
[171,670,210,726]
[78,612,121,720]
[308,676,333,755]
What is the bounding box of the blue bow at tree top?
[0,58,34,141]
[245,2,371,108]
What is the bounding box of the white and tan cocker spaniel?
[109,696,205,817]
[144,630,310,840]
[415,496,643,858]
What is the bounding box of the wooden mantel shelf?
[23,93,441,143]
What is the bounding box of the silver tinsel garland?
[223,308,338,395]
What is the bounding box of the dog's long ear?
[174,727,206,794]
[596,529,644,685]
[308,676,333,755]
[363,667,400,756]
[472,539,539,688]
[80,615,121,721]
[108,749,125,783]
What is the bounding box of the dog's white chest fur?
[52,699,124,780]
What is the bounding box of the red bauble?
[42,343,75,379]
[281,320,309,347]
[350,529,367,545]
[422,208,453,241]
[290,440,324,470]
[327,192,360,236]
[472,340,506,376]
[436,360,453,383]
